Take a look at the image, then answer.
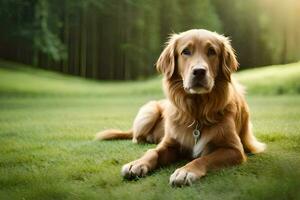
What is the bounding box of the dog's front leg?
[169,147,246,186]
[122,137,179,179]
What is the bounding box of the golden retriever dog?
[96,29,266,186]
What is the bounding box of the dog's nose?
[193,68,206,78]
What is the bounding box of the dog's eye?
[181,48,192,56]
[207,47,216,57]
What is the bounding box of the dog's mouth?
[184,85,209,94]
[183,78,212,94]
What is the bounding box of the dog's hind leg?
[95,100,165,143]
[132,100,165,144]
[132,101,163,143]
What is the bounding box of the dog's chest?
[192,137,208,158]
[171,126,209,158]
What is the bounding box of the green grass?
[236,62,300,95]
[0,60,300,200]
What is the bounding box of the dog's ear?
[156,34,179,79]
[219,35,239,82]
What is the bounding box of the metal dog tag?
[193,129,201,145]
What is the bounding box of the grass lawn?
[0,60,300,200]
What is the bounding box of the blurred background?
[0,0,299,80]
[1,1,300,199]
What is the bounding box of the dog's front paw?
[169,168,199,187]
[121,160,149,179]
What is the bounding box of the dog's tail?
[95,129,133,140]
[242,122,266,154]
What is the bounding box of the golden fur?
[96,29,266,186]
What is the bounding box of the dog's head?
[156,29,238,94]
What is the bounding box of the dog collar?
[188,120,202,145]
